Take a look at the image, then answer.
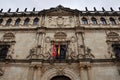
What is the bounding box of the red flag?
[52,43,57,58]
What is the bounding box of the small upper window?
[82,17,88,24]
[24,18,30,26]
[100,18,107,25]
[33,18,39,25]
[110,18,116,25]
[15,18,21,26]
[0,19,3,26]
[6,19,12,26]
[0,45,10,59]
[91,17,97,24]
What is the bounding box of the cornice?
[0,5,120,17]
[0,27,120,32]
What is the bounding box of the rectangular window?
[112,44,120,58]
[0,45,10,59]
[55,44,67,60]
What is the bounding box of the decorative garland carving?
[3,32,15,41]
[54,32,67,39]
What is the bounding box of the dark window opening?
[110,18,116,25]
[0,19,3,26]
[6,19,12,26]
[100,18,107,25]
[55,44,67,60]
[15,18,21,26]
[91,17,97,24]
[33,18,39,25]
[51,76,71,80]
[24,18,30,26]
[82,18,88,24]
[0,45,10,59]
[112,44,120,58]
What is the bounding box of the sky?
[0,0,120,12]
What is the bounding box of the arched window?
[100,18,107,25]
[15,18,21,26]
[110,18,116,25]
[6,19,12,26]
[82,17,88,24]
[24,18,30,26]
[33,18,39,25]
[91,17,97,24]
[0,19,3,26]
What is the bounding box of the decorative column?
[28,66,34,80]
[80,66,86,80]
[41,32,46,54]
[76,32,85,58]
[37,65,42,80]
[87,66,93,80]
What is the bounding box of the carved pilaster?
[11,18,15,27]
[79,62,92,80]
[28,66,34,80]
[37,65,42,80]
[87,66,93,80]
[88,16,92,26]
[29,18,33,26]
[20,17,25,26]
[80,66,86,80]
[114,16,119,25]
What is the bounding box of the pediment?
[42,5,79,16]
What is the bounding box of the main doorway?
[51,75,71,80]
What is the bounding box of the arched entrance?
[51,75,71,80]
[41,68,80,80]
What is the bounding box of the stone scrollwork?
[79,47,95,59]
[26,48,38,59]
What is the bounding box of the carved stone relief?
[47,16,74,28]
[106,32,120,58]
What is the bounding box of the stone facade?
[0,5,120,80]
